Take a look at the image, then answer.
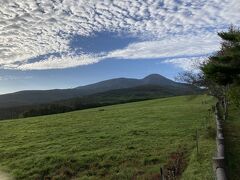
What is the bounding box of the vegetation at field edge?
[225,106,240,180]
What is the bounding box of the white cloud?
[107,33,220,60]
[18,54,104,70]
[18,32,220,70]
[162,56,207,71]
[0,0,239,70]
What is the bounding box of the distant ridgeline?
[0,74,203,120]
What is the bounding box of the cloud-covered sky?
[0,0,240,93]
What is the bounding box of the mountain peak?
[142,74,176,86]
[143,74,166,80]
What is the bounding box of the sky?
[0,0,240,94]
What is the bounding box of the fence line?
[213,102,227,180]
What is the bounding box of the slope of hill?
[57,84,201,111]
[0,95,216,179]
[0,84,202,120]
[0,74,200,108]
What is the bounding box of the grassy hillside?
[225,106,240,179]
[0,95,216,180]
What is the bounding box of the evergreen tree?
[202,26,240,86]
[201,26,240,120]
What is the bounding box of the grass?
[225,105,240,179]
[0,95,216,180]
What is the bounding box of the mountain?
[75,74,177,91]
[7,84,202,120]
[0,74,200,109]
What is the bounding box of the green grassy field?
[225,106,240,180]
[0,95,216,180]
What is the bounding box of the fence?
[213,102,227,180]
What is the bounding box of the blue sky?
[0,0,240,94]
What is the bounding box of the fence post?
[160,167,164,180]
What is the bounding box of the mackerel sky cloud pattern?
[0,0,240,70]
